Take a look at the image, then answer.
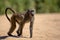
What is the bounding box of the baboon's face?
[27,9,34,17]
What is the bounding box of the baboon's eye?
[31,10,34,12]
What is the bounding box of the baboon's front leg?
[30,18,34,38]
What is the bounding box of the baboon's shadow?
[0,36,8,39]
[0,35,18,40]
[0,35,28,40]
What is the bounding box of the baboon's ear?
[26,9,30,13]
[27,9,30,12]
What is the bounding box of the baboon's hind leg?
[8,17,16,36]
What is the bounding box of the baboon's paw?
[7,33,13,36]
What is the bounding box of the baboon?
[5,7,35,38]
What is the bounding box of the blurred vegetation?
[0,0,60,15]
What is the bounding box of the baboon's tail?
[5,7,15,22]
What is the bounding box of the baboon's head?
[27,9,35,16]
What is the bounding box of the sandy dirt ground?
[0,14,60,40]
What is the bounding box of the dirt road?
[0,14,60,40]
